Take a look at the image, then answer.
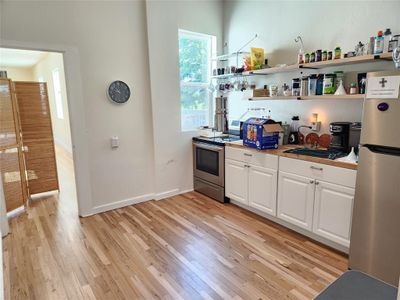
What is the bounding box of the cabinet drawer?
[279,157,357,188]
[225,146,278,169]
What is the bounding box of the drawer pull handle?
[244,153,253,157]
[310,166,323,171]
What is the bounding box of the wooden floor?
[2,149,348,300]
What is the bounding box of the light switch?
[111,136,119,149]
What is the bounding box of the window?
[179,30,216,131]
[51,68,64,119]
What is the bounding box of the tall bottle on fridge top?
[374,31,384,54]
[383,28,392,53]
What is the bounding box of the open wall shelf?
[243,53,394,76]
[249,94,364,101]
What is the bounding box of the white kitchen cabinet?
[225,147,278,216]
[313,180,355,247]
[277,171,315,230]
[225,159,248,205]
[248,165,277,215]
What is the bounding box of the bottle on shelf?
[383,28,392,53]
[374,31,384,54]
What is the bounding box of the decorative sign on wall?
[366,76,400,99]
[107,80,131,104]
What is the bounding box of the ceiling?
[0,48,48,68]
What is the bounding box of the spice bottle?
[334,47,341,59]
[304,53,310,63]
[322,50,328,61]
[310,52,315,63]
[328,51,333,60]
[316,50,322,62]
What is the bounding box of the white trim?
[154,189,179,200]
[54,137,73,155]
[0,39,93,217]
[85,193,155,216]
[6,206,25,219]
[154,188,194,201]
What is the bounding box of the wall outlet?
[111,136,119,149]
[311,122,321,132]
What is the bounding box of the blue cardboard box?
[242,118,283,150]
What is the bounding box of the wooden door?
[0,78,27,211]
[14,82,59,195]
[248,165,277,216]
[313,180,354,247]
[225,159,248,204]
[277,171,315,230]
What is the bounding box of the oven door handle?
[194,142,224,152]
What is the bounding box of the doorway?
[0,48,78,217]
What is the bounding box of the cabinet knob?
[315,181,320,185]
[309,180,315,184]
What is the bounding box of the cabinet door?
[248,165,277,216]
[277,171,315,230]
[313,180,354,247]
[225,159,248,204]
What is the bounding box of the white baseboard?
[81,189,195,217]
[85,193,155,216]
[154,188,193,201]
[154,189,179,200]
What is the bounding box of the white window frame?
[51,68,64,119]
[179,29,216,132]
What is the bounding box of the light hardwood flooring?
[2,149,348,300]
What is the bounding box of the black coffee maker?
[329,122,351,152]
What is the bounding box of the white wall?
[146,0,224,198]
[1,1,155,213]
[223,0,400,133]
[0,66,34,81]
[33,52,73,153]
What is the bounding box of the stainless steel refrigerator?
[349,70,400,287]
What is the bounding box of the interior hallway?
[2,149,347,300]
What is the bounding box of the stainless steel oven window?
[196,147,219,176]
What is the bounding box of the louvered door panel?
[0,78,26,211]
[14,82,59,195]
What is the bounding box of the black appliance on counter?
[329,122,362,153]
[192,135,240,203]
[329,122,351,152]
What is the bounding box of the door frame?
[0,39,93,217]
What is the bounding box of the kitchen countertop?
[225,140,358,170]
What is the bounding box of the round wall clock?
[108,80,131,104]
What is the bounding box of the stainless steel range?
[192,135,240,202]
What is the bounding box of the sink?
[284,147,347,160]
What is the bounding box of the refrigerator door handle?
[364,144,400,157]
